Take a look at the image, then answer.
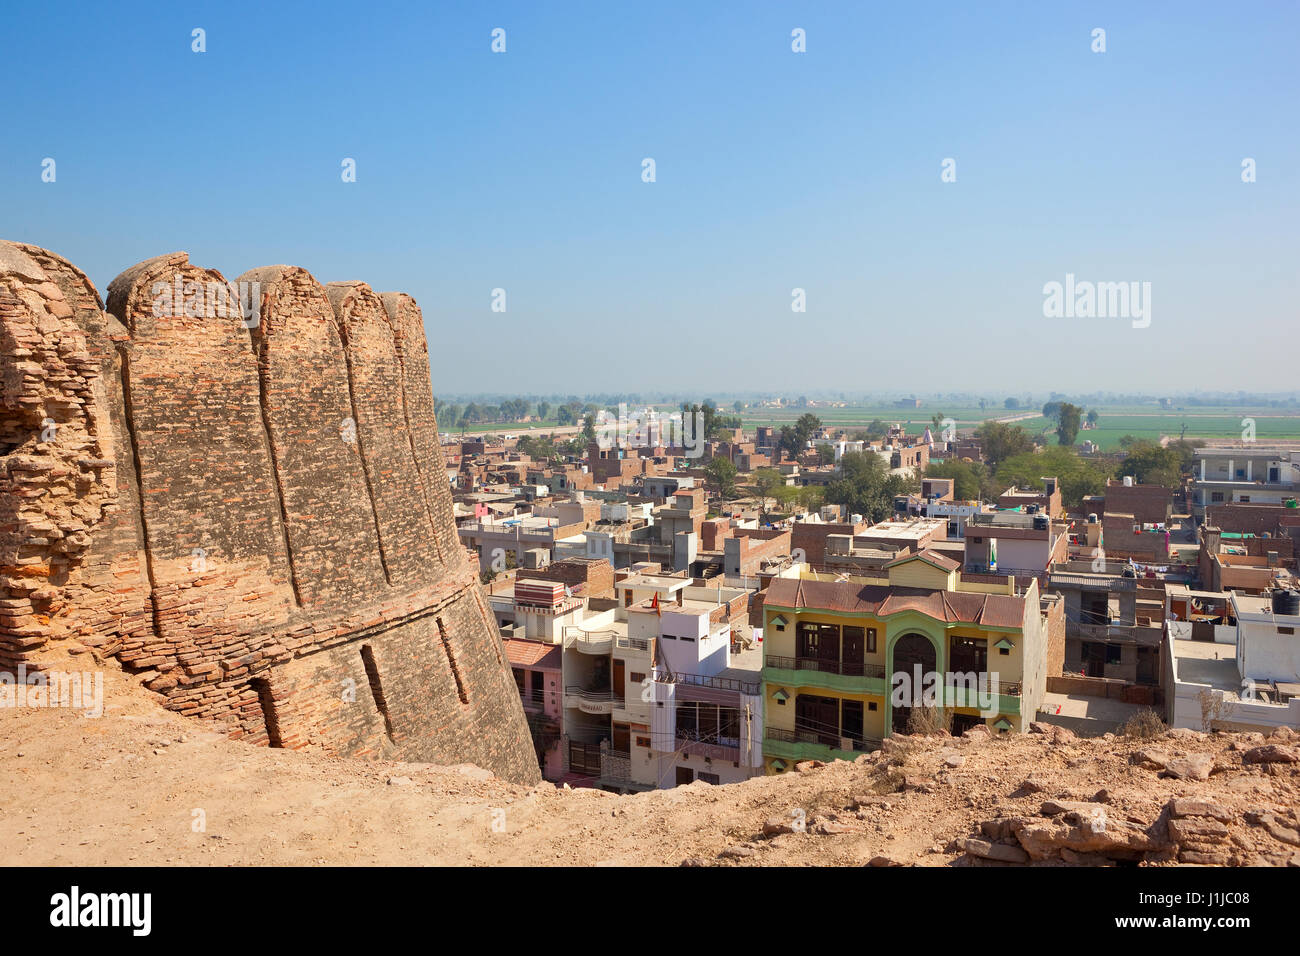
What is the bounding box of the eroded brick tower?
[0,241,539,784]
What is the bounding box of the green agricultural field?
[735,403,1300,451]
[445,402,1300,449]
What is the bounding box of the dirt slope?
[2,660,1296,866]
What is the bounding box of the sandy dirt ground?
[2,660,1297,866]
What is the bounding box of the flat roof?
[618,573,690,590]
[1173,638,1242,693]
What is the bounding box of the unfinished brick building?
[0,241,539,784]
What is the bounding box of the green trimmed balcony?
[763,727,881,765]
[764,655,887,696]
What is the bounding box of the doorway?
[891,633,937,734]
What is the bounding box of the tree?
[751,468,786,523]
[797,486,824,514]
[974,421,1035,465]
[536,401,551,421]
[580,414,597,445]
[682,401,740,441]
[814,442,836,466]
[1056,403,1082,446]
[863,419,888,440]
[1004,397,1020,410]
[1115,439,1181,488]
[1085,408,1099,426]
[704,456,739,499]
[1165,438,1206,476]
[794,413,822,443]
[924,460,992,502]
[995,446,1109,509]
[1042,401,1063,422]
[824,451,913,523]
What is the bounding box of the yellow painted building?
[760,550,1052,773]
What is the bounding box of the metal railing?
[767,726,880,751]
[765,655,886,680]
[658,671,761,695]
[568,632,615,654]
[563,685,623,703]
[963,564,1047,581]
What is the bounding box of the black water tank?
[1271,589,1300,616]
[1033,515,1049,531]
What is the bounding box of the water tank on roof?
[1122,567,1137,578]
[1033,515,1049,531]
[1026,504,1039,514]
[1270,589,1300,616]
[1123,475,1134,487]
[1087,513,1098,524]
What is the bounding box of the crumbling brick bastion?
[0,240,539,784]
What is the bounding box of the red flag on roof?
[651,592,661,615]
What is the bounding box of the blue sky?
[3,1,1296,396]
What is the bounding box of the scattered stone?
[813,820,858,835]
[1092,789,1111,803]
[851,794,893,809]
[1168,817,1230,844]
[902,774,934,793]
[1131,749,1170,770]
[1170,798,1232,822]
[762,816,798,837]
[1242,744,1299,764]
[718,845,756,859]
[963,837,1029,863]
[867,854,904,867]
[1246,812,1300,847]
[1161,754,1214,781]
[794,760,826,773]
[944,754,966,768]
[1018,775,1049,794]
[1059,847,1114,865]
[386,776,413,786]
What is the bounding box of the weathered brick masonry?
[0,242,539,784]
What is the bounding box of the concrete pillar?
[1200,458,1206,481]
[1247,459,1253,482]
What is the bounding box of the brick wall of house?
[1105,481,1173,525]
[531,557,615,598]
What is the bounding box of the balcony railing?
[658,671,761,695]
[767,726,880,751]
[564,685,623,706]
[765,655,886,680]
[964,563,1047,581]
[567,631,616,654]
[943,674,1022,697]
[674,728,742,762]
